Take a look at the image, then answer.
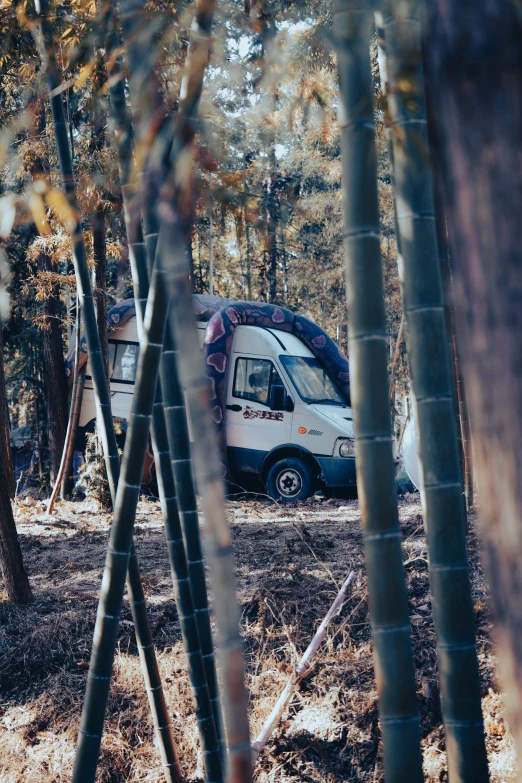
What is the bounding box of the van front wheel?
[266,458,314,502]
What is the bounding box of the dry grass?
[0,495,517,782]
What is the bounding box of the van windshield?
[280,356,346,406]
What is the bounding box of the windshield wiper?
[311,398,346,407]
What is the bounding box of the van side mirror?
[284,395,294,412]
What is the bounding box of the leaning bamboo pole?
[378,3,488,780]
[117,0,226,762]
[104,12,223,779]
[156,2,253,779]
[35,4,180,780]
[71,264,181,783]
[334,3,423,781]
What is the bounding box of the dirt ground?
[0,494,517,782]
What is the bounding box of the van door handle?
[226,404,242,412]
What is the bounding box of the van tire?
[266,458,314,502]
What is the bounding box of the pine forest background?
[0,0,403,488]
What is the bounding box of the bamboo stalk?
[378,4,488,780]
[156,3,252,779]
[334,3,423,781]
[35,4,180,780]
[72,264,181,783]
[251,571,355,763]
[48,296,82,514]
[104,12,224,779]
[117,0,226,764]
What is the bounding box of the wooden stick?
[251,570,355,763]
[47,296,81,515]
[389,312,404,403]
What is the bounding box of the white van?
[78,311,372,501]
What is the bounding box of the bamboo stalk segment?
[72,265,181,783]
[111,1,225,775]
[334,3,423,781]
[36,5,180,781]
[160,335,225,756]
[104,20,224,781]
[159,224,252,783]
[378,4,489,781]
[155,5,252,777]
[116,0,226,763]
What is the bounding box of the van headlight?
[339,439,355,458]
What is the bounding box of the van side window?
[233,358,282,406]
[112,343,139,382]
[87,340,139,385]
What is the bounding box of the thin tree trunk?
[62,367,85,498]
[0,322,31,602]
[265,168,277,303]
[91,56,109,383]
[335,3,423,781]
[0,321,14,498]
[48,297,82,512]
[426,0,522,764]
[209,211,214,294]
[38,253,69,485]
[244,203,253,300]
[0,476,32,602]
[92,204,109,383]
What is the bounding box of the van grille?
[307,429,323,436]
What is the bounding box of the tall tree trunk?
[265,168,278,303]
[91,56,109,383]
[0,475,32,602]
[0,322,14,499]
[0,325,31,601]
[39,253,69,485]
[426,0,522,764]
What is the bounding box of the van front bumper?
[317,456,357,488]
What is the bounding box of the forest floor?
[0,494,517,782]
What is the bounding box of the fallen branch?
[389,311,405,403]
[251,570,356,763]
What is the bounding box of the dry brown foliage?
[0,496,516,782]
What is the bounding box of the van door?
[226,355,293,474]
